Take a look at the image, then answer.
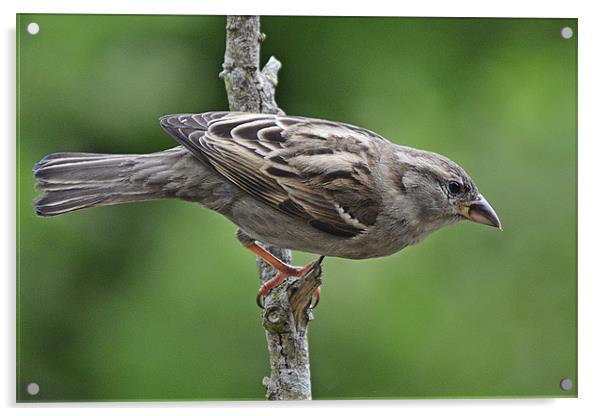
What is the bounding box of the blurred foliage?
[16,15,577,401]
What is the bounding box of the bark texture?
[220,15,321,401]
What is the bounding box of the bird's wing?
[159,112,386,238]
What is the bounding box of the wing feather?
[159,112,384,238]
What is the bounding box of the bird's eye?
[448,180,462,195]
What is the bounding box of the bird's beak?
[461,195,502,230]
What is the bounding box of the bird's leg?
[248,243,321,308]
[247,241,304,276]
[236,229,321,308]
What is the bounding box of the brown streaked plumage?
[160,112,387,238]
[33,111,501,304]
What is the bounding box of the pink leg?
[247,242,304,276]
[258,271,288,298]
[244,242,322,308]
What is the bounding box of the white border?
[2,0,584,17]
[3,1,600,415]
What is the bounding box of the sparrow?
[33,112,501,305]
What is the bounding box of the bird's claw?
[309,286,320,309]
[256,285,270,309]
[256,257,323,309]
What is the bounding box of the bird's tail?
[33,149,180,216]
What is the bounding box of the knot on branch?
[261,262,322,334]
[263,305,292,333]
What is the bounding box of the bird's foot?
[256,258,322,309]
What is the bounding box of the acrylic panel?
[16,14,577,401]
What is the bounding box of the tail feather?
[34,151,168,216]
[35,193,110,216]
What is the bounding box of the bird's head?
[392,147,501,232]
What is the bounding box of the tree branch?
[220,15,320,401]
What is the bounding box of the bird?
[33,111,501,306]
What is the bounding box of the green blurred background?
[16,15,577,401]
